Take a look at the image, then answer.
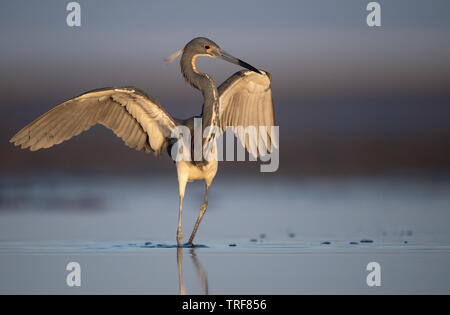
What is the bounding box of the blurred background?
[1,0,450,294]
[1,0,449,177]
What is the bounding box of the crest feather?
[164,48,184,64]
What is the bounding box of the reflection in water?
[177,247,209,295]
[177,247,185,295]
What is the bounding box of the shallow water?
[0,175,449,294]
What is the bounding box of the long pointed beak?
[218,50,262,74]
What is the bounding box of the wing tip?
[9,136,24,149]
[9,139,33,151]
[261,70,272,81]
[241,69,271,80]
[9,131,21,143]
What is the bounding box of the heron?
[9,37,276,246]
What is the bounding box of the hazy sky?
[1,0,449,137]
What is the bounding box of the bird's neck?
[180,52,219,129]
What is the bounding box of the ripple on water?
[1,240,449,254]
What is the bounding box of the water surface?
[0,175,449,294]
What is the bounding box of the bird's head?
[166,37,262,75]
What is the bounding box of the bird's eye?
[204,45,210,50]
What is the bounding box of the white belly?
[176,138,219,183]
[176,159,218,183]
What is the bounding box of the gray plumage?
[10,87,176,154]
[10,37,276,246]
[218,70,276,158]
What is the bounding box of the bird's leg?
[177,176,187,247]
[177,196,184,246]
[187,182,209,245]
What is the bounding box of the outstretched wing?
[10,87,177,154]
[218,70,277,158]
